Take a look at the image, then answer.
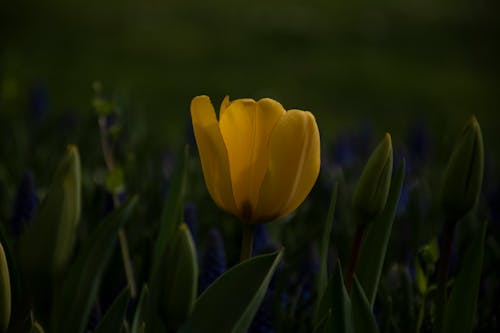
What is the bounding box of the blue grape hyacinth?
[199,228,227,294]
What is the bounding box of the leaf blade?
[316,182,339,320]
[443,221,487,333]
[316,261,353,333]
[181,249,284,333]
[51,196,137,333]
[93,288,130,333]
[352,277,380,333]
[356,160,405,306]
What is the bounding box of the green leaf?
[316,261,353,333]
[93,97,115,117]
[147,145,189,323]
[51,196,138,333]
[415,258,427,295]
[312,310,331,333]
[132,285,149,333]
[443,221,487,333]
[93,288,130,333]
[315,182,338,320]
[352,277,380,333]
[356,160,405,307]
[180,249,284,333]
[29,321,45,333]
[163,224,198,331]
[108,123,122,140]
[105,166,125,193]
[0,241,11,333]
[18,145,81,277]
[0,224,20,313]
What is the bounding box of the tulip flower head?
[191,96,320,223]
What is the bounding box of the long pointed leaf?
[356,160,405,306]
[132,285,149,333]
[93,288,130,333]
[352,277,380,333]
[181,249,284,333]
[51,196,138,333]
[316,261,353,333]
[148,145,189,315]
[443,221,487,333]
[316,182,338,319]
[313,310,331,333]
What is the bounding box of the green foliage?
[181,249,284,333]
[316,182,338,317]
[105,166,125,193]
[312,310,331,333]
[132,285,150,333]
[163,224,198,331]
[147,145,190,328]
[18,145,81,277]
[0,70,495,333]
[441,117,484,219]
[352,133,393,222]
[316,261,353,333]
[443,222,487,333]
[352,278,380,333]
[356,159,405,306]
[0,242,11,333]
[51,196,138,333]
[93,288,130,333]
[29,322,45,333]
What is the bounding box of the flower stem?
[98,116,137,299]
[435,219,456,332]
[346,223,365,292]
[240,223,255,262]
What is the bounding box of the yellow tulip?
[191,95,320,223]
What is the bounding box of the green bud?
[352,133,393,222]
[18,145,81,277]
[163,223,198,331]
[0,242,11,333]
[441,116,484,219]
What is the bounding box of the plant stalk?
[347,223,365,292]
[240,223,255,262]
[98,116,137,298]
[435,219,456,332]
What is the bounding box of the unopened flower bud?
[18,145,81,276]
[441,116,484,219]
[353,133,393,222]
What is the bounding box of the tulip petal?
[191,96,237,215]
[255,110,320,221]
[219,98,285,220]
[219,95,231,118]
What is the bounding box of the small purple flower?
[253,224,278,256]
[331,134,357,168]
[407,120,431,168]
[199,228,227,294]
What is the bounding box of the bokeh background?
[2,0,499,146]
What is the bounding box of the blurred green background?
[2,0,499,146]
